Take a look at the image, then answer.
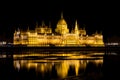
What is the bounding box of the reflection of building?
[14,59,103,78]
[13,52,103,79]
[13,13,104,46]
[55,60,87,78]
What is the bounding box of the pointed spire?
[36,21,38,28]
[27,26,29,31]
[75,20,78,30]
[41,20,45,27]
[18,24,21,31]
[82,24,86,30]
[75,20,79,35]
[49,21,51,28]
[61,12,63,19]
[17,27,20,34]
[83,24,86,29]
[17,27,20,31]
[95,30,98,34]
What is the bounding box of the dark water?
[0,50,119,80]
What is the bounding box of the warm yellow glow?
[13,13,104,46]
[55,61,69,78]
[13,52,103,78]
[75,62,79,76]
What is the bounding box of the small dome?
[57,18,67,25]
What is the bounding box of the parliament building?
[13,13,104,47]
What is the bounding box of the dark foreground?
[0,51,103,80]
[0,47,120,80]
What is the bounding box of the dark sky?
[0,1,119,42]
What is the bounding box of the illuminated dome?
[57,18,67,25]
[57,13,67,25]
[55,12,69,34]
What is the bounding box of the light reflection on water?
[13,51,104,79]
[1,50,120,80]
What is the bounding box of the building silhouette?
[13,13,104,46]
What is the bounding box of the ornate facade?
[13,13,104,46]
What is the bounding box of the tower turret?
[74,20,79,35]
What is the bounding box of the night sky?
[0,1,119,42]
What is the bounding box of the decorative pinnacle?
[61,12,63,19]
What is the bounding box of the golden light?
[13,13,104,47]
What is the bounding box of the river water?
[0,49,120,80]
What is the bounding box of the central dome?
[57,18,67,25]
[57,12,67,25]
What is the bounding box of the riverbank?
[0,45,120,52]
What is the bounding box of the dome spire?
[61,12,63,19]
